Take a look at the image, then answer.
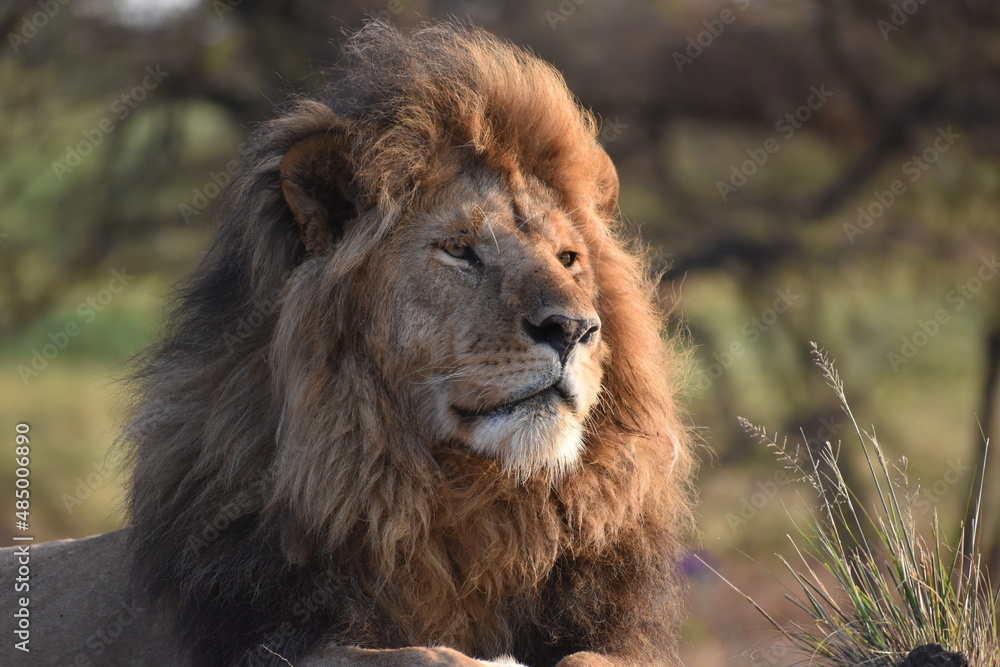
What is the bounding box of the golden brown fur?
[123,21,694,667]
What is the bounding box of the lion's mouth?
[453,382,573,420]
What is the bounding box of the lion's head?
[279,122,609,480]
[125,21,692,666]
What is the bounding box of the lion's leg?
[297,646,527,667]
[0,530,180,666]
[554,651,686,666]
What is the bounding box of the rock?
[897,643,969,667]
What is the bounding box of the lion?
[1,21,693,667]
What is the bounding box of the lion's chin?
[464,406,585,482]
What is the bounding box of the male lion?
[2,21,693,667]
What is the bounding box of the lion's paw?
[477,656,527,667]
[553,652,615,667]
[404,647,527,666]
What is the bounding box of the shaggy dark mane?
[124,20,694,667]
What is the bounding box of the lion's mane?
[124,21,694,667]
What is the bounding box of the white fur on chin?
[468,408,584,482]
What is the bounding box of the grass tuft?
[703,343,999,666]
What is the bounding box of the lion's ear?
[280,125,359,256]
[595,149,619,218]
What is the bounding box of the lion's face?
[364,169,605,478]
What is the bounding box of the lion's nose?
[523,314,600,363]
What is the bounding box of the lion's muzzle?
[522,314,601,365]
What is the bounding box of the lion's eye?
[442,239,475,261]
[558,251,578,268]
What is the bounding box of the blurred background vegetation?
[2,0,998,664]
